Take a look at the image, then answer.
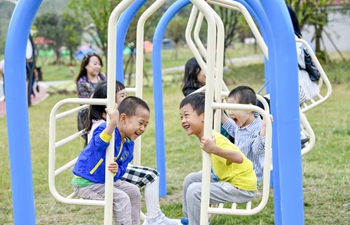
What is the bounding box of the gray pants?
[74,180,141,225]
[182,172,256,225]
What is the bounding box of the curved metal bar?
[152,0,191,196]
[116,0,147,82]
[5,0,42,223]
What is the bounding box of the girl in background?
[75,52,106,145]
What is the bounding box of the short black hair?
[228,86,257,105]
[119,96,150,116]
[180,92,205,115]
[84,81,149,133]
[116,80,125,93]
[88,81,108,126]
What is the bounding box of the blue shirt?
[222,113,265,186]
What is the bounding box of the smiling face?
[180,103,204,139]
[227,96,254,128]
[85,56,102,77]
[119,106,150,140]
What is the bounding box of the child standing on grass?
[82,81,177,225]
[179,92,257,225]
[72,90,150,224]
[221,86,272,187]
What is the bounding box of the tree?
[286,0,350,61]
[61,13,83,65]
[65,0,115,57]
[65,0,163,78]
[167,16,187,59]
[212,6,246,64]
[34,13,65,64]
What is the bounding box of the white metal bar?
[186,6,207,72]
[257,95,270,113]
[105,1,135,224]
[55,157,78,176]
[55,131,85,148]
[208,0,268,59]
[193,13,207,59]
[191,0,216,224]
[56,104,88,120]
[296,38,332,113]
[134,0,166,167]
[210,7,225,133]
[300,111,315,156]
[209,103,273,216]
[48,98,108,209]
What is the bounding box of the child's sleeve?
[89,123,110,151]
[222,119,237,138]
[252,135,265,155]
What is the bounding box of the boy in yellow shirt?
[179,92,257,225]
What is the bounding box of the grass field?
[0,53,350,224]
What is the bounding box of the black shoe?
[301,138,309,149]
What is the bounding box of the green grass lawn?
[1,54,350,224]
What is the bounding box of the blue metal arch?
[258,1,305,224]
[152,0,191,196]
[116,0,147,82]
[5,0,305,224]
[5,0,43,224]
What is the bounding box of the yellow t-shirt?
[211,130,257,191]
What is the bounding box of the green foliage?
[37,0,71,16]
[65,0,115,53]
[284,0,349,54]
[286,0,333,28]
[61,13,83,65]
[34,13,65,62]
[213,6,241,50]
[167,17,187,59]
[167,17,187,45]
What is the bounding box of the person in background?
[181,57,206,97]
[75,52,106,145]
[0,59,4,100]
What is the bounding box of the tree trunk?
[314,23,323,53]
[127,53,134,86]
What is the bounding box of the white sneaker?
[144,211,178,225]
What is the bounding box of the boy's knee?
[184,172,200,185]
[187,183,201,201]
[129,184,141,201]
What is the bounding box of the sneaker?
[180,217,211,225]
[180,217,188,225]
[144,211,178,225]
[301,138,309,149]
